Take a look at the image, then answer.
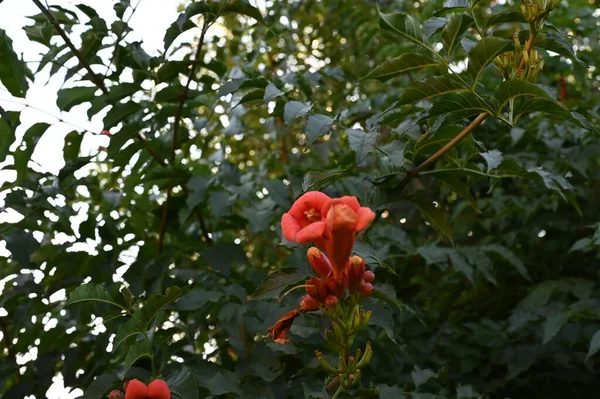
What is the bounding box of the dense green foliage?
[1,0,600,398]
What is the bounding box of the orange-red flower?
[148,379,170,399]
[345,256,366,292]
[125,379,148,399]
[281,191,331,247]
[307,247,332,278]
[320,196,375,280]
[267,308,305,344]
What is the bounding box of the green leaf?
[103,103,142,129]
[448,250,474,283]
[410,199,453,241]
[361,54,442,81]
[14,122,49,171]
[305,114,334,144]
[0,110,20,163]
[64,284,125,310]
[426,92,492,119]
[534,32,588,68]
[167,367,199,399]
[411,367,437,387]
[366,298,398,344]
[284,101,311,125]
[347,129,378,165]
[441,13,474,57]
[482,244,529,280]
[433,0,469,16]
[56,86,97,112]
[457,384,478,399]
[379,11,428,49]
[263,82,284,103]
[248,269,310,301]
[199,370,241,396]
[480,149,504,172]
[0,29,30,97]
[201,242,247,276]
[302,170,346,192]
[484,11,526,30]
[399,76,470,106]
[186,0,265,25]
[79,373,118,399]
[118,339,152,379]
[467,36,512,85]
[164,13,196,51]
[423,17,447,38]
[494,80,553,111]
[543,311,569,344]
[586,330,600,362]
[432,173,480,212]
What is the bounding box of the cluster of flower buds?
[109,379,170,399]
[494,36,545,82]
[267,191,376,344]
[521,0,560,30]
[316,342,373,389]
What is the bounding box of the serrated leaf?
[365,298,398,344]
[284,101,311,125]
[449,250,474,283]
[482,244,529,280]
[118,339,152,379]
[427,92,491,119]
[0,29,30,97]
[361,53,442,81]
[302,170,346,192]
[423,17,447,38]
[64,284,126,310]
[379,11,428,49]
[480,149,503,172]
[399,76,469,106]
[411,367,437,387]
[433,0,469,16]
[467,36,512,84]
[586,330,600,362]
[534,32,587,67]
[305,114,333,144]
[347,129,378,165]
[0,110,20,163]
[484,11,526,30]
[248,269,310,301]
[263,83,284,103]
[494,80,553,110]
[543,311,569,344]
[103,103,142,129]
[442,13,474,57]
[57,86,97,112]
[411,199,453,241]
[432,173,480,212]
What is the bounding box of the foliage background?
[0,0,600,398]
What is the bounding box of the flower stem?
[331,385,344,399]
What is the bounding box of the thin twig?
[157,21,212,252]
[32,0,108,93]
[102,0,143,80]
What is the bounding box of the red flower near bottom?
[123,379,170,399]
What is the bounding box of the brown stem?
[158,23,212,252]
[327,376,341,394]
[397,29,539,192]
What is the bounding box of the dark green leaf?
[586,330,600,362]
[361,54,442,81]
[0,29,30,97]
[302,170,346,192]
[347,129,378,165]
[434,0,469,16]
[118,339,152,379]
[467,36,512,84]
[411,367,437,387]
[248,269,310,301]
[0,110,20,163]
[480,149,504,172]
[399,76,470,106]
[441,14,474,57]
[57,86,97,112]
[305,114,334,144]
[64,284,125,310]
[411,198,453,241]
[543,311,569,344]
[379,12,428,49]
[284,101,312,125]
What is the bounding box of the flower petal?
[289,191,331,218]
[267,308,304,344]
[355,207,376,231]
[296,221,326,244]
[281,213,301,241]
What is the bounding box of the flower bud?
[148,379,170,399]
[360,282,374,297]
[363,270,375,283]
[306,277,328,302]
[307,247,333,278]
[124,379,148,399]
[109,390,125,399]
[326,278,344,298]
[345,256,365,292]
[325,295,338,308]
[300,295,320,311]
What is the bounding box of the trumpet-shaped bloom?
[281,191,331,247]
